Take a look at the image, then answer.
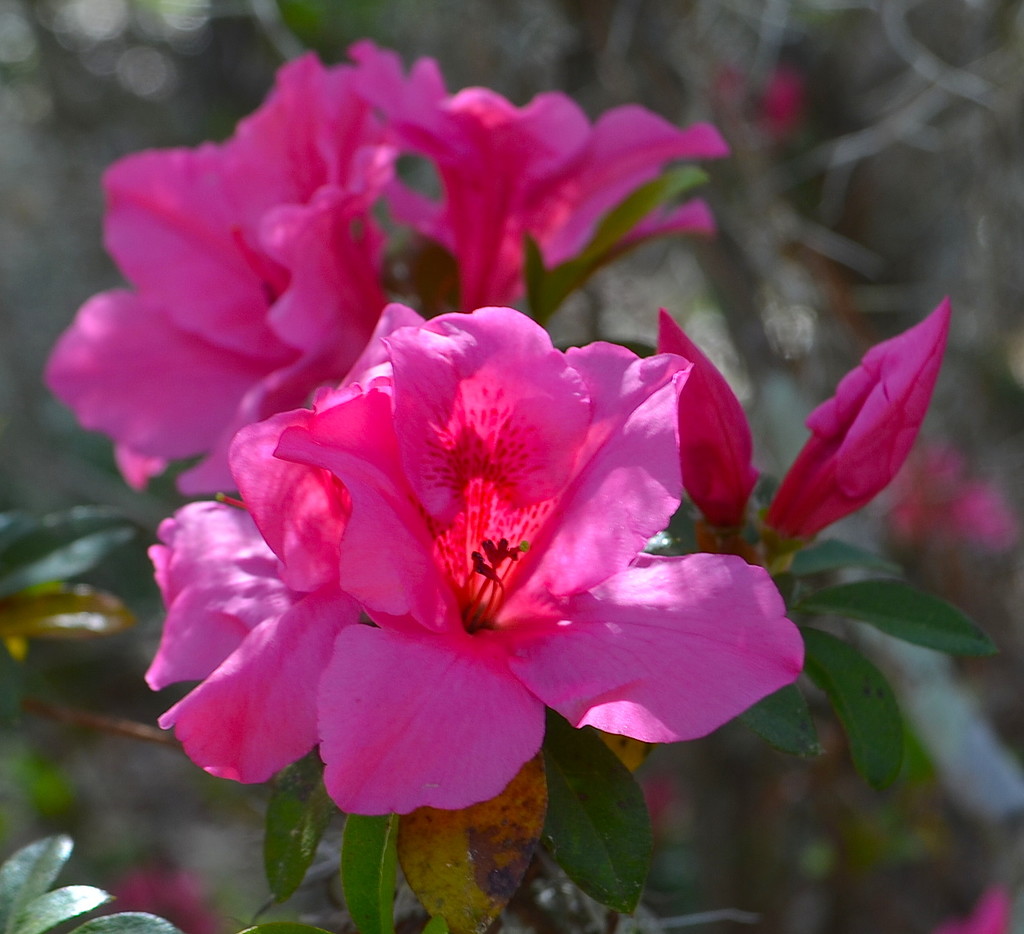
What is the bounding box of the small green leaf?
[0,836,74,934]
[0,587,135,641]
[542,711,652,913]
[795,580,996,656]
[341,815,398,934]
[422,919,449,934]
[739,684,822,757]
[0,508,135,599]
[264,752,336,902]
[70,913,184,934]
[789,540,901,577]
[11,886,111,934]
[802,629,904,789]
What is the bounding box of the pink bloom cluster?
[887,441,1018,552]
[46,43,726,493]
[658,299,952,543]
[147,306,803,815]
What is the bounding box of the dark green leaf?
[0,515,36,554]
[795,580,996,656]
[11,886,111,934]
[0,587,135,640]
[789,540,902,577]
[739,684,822,757]
[0,836,74,934]
[0,640,23,725]
[264,752,335,902]
[341,815,397,934]
[802,629,904,788]
[542,711,652,913]
[71,914,184,934]
[0,508,135,599]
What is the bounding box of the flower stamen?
[462,538,528,632]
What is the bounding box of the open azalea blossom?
[147,305,803,815]
[46,54,394,493]
[933,887,1012,934]
[765,298,952,540]
[657,309,758,528]
[348,41,728,309]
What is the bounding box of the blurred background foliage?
[3,1,1024,932]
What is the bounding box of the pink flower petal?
[146,502,297,690]
[509,553,803,742]
[318,625,544,814]
[933,886,1012,934]
[160,590,359,783]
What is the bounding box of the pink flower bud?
[765,298,952,539]
[657,310,757,528]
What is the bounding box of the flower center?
[462,537,529,633]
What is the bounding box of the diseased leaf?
[542,712,652,913]
[0,507,135,599]
[598,732,653,772]
[341,814,398,934]
[795,580,996,657]
[70,914,184,934]
[739,684,822,757]
[11,886,111,934]
[0,587,134,641]
[398,754,546,934]
[802,628,904,788]
[0,836,74,934]
[264,752,336,902]
[789,540,901,577]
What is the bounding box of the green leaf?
[0,587,135,641]
[542,711,652,913]
[264,752,336,902]
[341,815,398,934]
[11,886,111,934]
[0,515,36,554]
[789,540,901,577]
[234,924,335,934]
[739,684,822,757]
[0,836,74,934]
[70,914,184,934]
[421,919,449,934]
[794,580,996,656]
[527,166,708,323]
[802,629,904,788]
[0,508,135,599]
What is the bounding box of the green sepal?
[794,579,996,656]
[802,628,904,788]
[541,710,652,913]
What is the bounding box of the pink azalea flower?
[933,887,1012,934]
[765,299,952,540]
[657,310,758,528]
[46,54,394,493]
[148,305,803,815]
[887,441,1018,552]
[111,865,222,934]
[348,41,728,310]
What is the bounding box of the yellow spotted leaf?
[397,754,546,934]
[598,732,653,772]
